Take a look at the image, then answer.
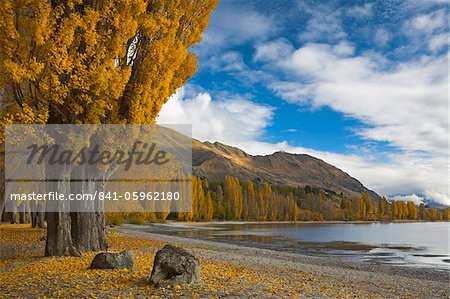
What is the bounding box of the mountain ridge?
[192,139,379,200]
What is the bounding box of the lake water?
[142,222,450,270]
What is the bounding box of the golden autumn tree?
[406,201,418,220]
[428,207,438,221]
[0,0,217,256]
[443,208,450,221]
[419,203,427,220]
[224,176,243,220]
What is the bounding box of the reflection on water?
[140,222,450,270]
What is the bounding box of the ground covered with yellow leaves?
[0,224,448,298]
[0,224,315,298]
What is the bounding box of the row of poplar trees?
[176,176,449,222]
[180,176,299,221]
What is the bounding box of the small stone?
[90,250,134,270]
[149,244,200,287]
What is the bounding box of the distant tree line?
[106,175,449,224]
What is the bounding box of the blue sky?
[158,0,449,205]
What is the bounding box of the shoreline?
[139,220,448,227]
[117,226,450,298]
[117,224,449,283]
[123,222,450,269]
[115,225,450,298]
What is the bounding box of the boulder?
[149,244,200,287]
[90,250,134,270]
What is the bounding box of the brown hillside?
[192,140,378,199]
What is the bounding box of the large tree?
[0,0,217,256]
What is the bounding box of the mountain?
[192,140,378,199]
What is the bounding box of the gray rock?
[90,250,134,270]
[149,244,200,287]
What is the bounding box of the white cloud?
[398,9,449,56]
[157,88,274,145]
[254,39,294,62]
[207,51,245,72]
[333,41,355,56]
[281,128,298,133]
[346,3,373,18]
[374,28,390,47]
[415,11,446,32]
[270,43,448,156]
[298,3,346,42]
[198,2,276,53]
[406,9,447,35]
[203,50,275,85]
[266,42,449,204]
[268,81,313,105]
[392,194,424,205]
[428,33,449,53]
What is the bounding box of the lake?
[140,222,450,270]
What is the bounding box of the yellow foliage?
[127,212,146,225]
[106,212,125,226]
[0,0,218,127]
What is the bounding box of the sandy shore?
[117,224,449,298]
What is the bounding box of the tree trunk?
[45,164,107,256]
[18,204,30,224]
[1,208,6,223]
[0,166,4,223]
[45,211,80,257]
[12,213,19,224]
[31,211,45,228]
[71,212,107,252]
[19,209,25,223]
[30,200,45,228]
[3,212,13,223]
[37,212,45,228]
[70,165,107,252]
[9,204,18,224]
[45,165,80,257]
[0,196,4,223]
[31,212,37,227]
